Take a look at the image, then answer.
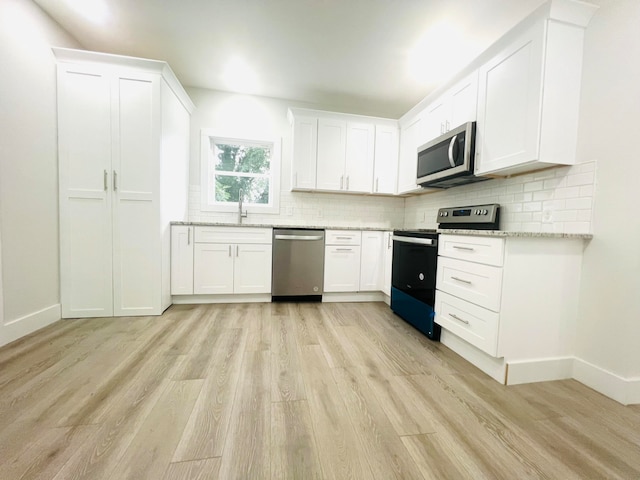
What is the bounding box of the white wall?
[186,87,405,229]
[0,0,82,345]
[573,0,640,393]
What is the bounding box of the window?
[201,131,280,213]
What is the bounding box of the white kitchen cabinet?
[382,231,393,297]
[396,114,423,194]
[194,243,235,294]
[55,48,193,318]
[435,233,584,384]
[316,120,374,193]
[316,118,347,191]
[290,114,317,190]
[171,226,194,295]
[190,227,272,295]
[475,3,597,176]
[289,108,397,195]
[324,230,362,292]
[373,126,398,194]
[360,231,384,291]
[344,122,375,193]
[422,72,478,144]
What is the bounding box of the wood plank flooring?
[0,302,639,479]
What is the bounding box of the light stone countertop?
[169,221,392,231]
[437,228,593,240]
[170,222,593,239]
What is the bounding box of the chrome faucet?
[237,188,248,224]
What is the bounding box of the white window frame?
[200,129,281,214]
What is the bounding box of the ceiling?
[34,0,546,118]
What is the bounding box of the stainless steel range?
[390,204,500,340]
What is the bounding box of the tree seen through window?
[211,139,271,205]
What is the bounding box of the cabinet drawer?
[325,230,361,245]
[437,256,503,312]
[194,226,272,244]
[435,290,499,356]
[438,234,504,266]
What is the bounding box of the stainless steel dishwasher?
[272,228,325,301]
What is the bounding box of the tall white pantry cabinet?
[54,48,194,318]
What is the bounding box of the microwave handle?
[447,135,458,167]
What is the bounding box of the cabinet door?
[57,64,114,318]
[194,243,234,294]
[234,244,273,294]
[316,118,347,191]
[360,231,384,291]
[291,115,317,190]
[324,246,361,292]
[382,231,393,297]
[449,71,478,129]
[344,122,374,193]
[475,22,544,175]
[171,226,194,295]
[422,99,448,143]
[112,72,161,316]
[373,125,398,194]
[397,115,422,194]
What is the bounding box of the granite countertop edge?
[170,221,593,239]
[437,228,593,239]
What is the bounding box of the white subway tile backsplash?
[567,171,595,187]
[404,162,596,233]
[524,181,544,192]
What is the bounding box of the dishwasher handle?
[275,234,324,241]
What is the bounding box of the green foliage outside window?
[211,140,271,205]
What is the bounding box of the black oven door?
[391,234,438,307]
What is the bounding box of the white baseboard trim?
[572,357,640,406]
[440,330,507,384]
[172,294,272,304]
[506,357,574,385]
[0,304,61,348]
[322,292,385,303]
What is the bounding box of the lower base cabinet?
[171,226,272,295]
[324,245,362,292]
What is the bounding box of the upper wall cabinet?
[474,0,598,176]
[422,72,479,144]
[54,48,194,318]
[288,108,398,195]
[396,114,423,195]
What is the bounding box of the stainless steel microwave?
[416,121,487,189]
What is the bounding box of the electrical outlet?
[542,209,553,223]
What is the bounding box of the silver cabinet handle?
[336,236,354,240]
[451,276,472,284]
[450,313,470,325]
[336,248,352,252]
[375,177,379,192]
[187,227,191,245]
[447,135,458,168]
[440,122,445,134]
[445,120,450,132]
[113,170,118,191]
[340,175,344,190]
[387,233,392,248]
[228,245,231,257]
[236,245,239,257]
[346,176,350,190]
[453,245,474,251]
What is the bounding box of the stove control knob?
[443,212,448,217]
[483,209,488,215]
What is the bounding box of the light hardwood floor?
[0,302,639,479]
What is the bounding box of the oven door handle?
[392,235,437,246]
